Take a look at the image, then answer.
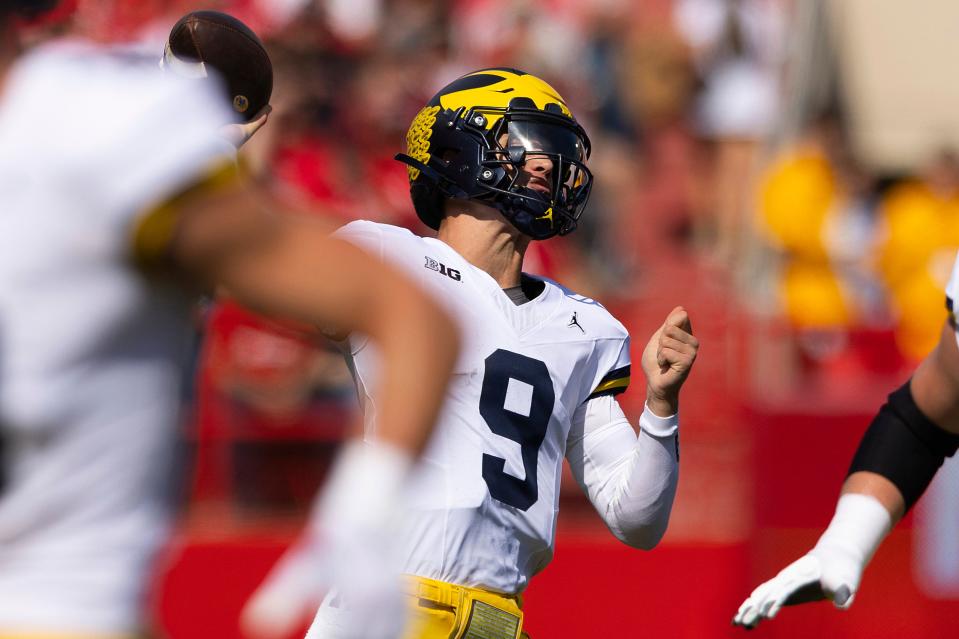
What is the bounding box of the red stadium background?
[23,0,959,637]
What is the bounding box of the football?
[164,10,273,122]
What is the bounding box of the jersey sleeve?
[330,221,390,351]
[565,393,679,549]
[332,220,386,260]
[18,46,236,249]
[100,70,237,240]
[586,334,631,402]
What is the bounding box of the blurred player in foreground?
[247,68,699,638]
[0,3,458,638]
[734,256,959,628]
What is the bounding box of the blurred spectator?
[612,19,701,283]
[757,117,892,385]
[675,0,788,266]
[876,150,959,361]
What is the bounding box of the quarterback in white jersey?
[0,5,459,637]
[305,68,699,638]
[734,253,959,629]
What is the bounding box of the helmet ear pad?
[408,114,492,230]
[410,181,446,231]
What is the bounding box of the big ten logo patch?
[425,256,462,281]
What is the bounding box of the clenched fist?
[641,306,698,416]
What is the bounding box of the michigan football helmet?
[396,68,592,240]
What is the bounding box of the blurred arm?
[163,174,460,638]
[167,176,459,456]
[566,395,679,550]
[734,319,959,628]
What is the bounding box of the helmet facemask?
[475,108,592,239]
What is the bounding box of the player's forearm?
[646,387,678,418]
[840,472,904,524]
[816,322,959,582]
[569,397,679,550]
[790,474,898,606]
[604,406,679,549]
[910,320,959,435]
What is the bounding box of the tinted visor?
[478,113,594,238]
[500,120,590,196]
[504,120,587,162]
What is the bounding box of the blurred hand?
[240,537,331,639]
[240,441,411,639]
[641,306,698,416]
[240,532,408,639]
[221,105,271,148]
[732,548,861,630]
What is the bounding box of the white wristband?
[639,403,679,438]
[814,493,893,567]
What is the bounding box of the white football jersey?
[337,221,631,594]
[0,43,231,633]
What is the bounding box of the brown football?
[165,10,273,122]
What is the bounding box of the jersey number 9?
[479,349,555,511]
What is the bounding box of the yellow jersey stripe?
[592,376,630,395]
[131,159,240,267]
[587,364,631,401]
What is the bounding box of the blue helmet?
[396,68,592,240]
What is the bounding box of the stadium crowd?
[22,0,950,514]
[175,0,951,501]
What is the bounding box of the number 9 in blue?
[480,349,555,511]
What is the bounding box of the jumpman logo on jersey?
[568,312,585,334]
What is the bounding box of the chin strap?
[498,188,572,240]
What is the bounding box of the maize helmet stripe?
[405,106,440,182]
[428,68,571,129]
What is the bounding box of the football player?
[733,256,959,628]
[251,68,699,638]
[0,3,458,638]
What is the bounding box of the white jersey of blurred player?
[0,42,232,634]
[335,220,630,591]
